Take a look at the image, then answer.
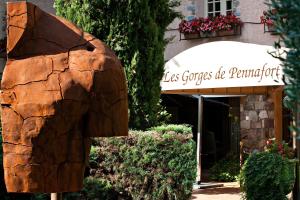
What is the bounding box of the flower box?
[183,32,200,40]
[216,24,240,36]
[179,14,242,40]
[200,31,216,38]
[265,24,276,32]
[216,29,235,37]
[260,10,276,33]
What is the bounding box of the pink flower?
[266,140,272,146]
[260,10,274,27]
[178,14,242,34]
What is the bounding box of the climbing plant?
[54,0,180,129]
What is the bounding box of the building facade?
[163,0,287,157]
[165,0,277,60]
[0,0,287,154]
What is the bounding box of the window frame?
[204,0,233,17]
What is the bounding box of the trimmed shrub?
[2,124,196,200]
[33,194,49,200]
[208,154,240,182]
[62,177,117,200]
[81,177,116,200]
[90,126,196,200]
[149,124,192,135]
[240,151,295,200]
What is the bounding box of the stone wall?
[240,95,275,152]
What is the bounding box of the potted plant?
[179,19,200,39]
[260,10,276,32]
[214,14,242,36]
[199,17,216,37]
[179,14,242,39]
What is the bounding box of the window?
[206,0,233,17]
[226,0,233,15]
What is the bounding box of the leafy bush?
[149,124,192,134]
[32,177,116,200]
[209,154,240,182]
[240,151,295,200]
[62,177,117,200]
[81,177,116,200]
[33,193,49,200]
[90,126,196,200]
[1,124,196,200]
[265,139,294,159]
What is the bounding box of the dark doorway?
[161,94,240,169]
[161,94,198,135]
[202,98,230,168]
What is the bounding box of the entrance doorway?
[201,97,240,169]
[161,94,240,169]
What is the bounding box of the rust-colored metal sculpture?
[1,2,128,193]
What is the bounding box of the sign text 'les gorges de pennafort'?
[161,41,285,91]
[161,63,283,91]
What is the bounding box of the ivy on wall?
[54,0,180,130]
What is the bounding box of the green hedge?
[1,124,196,200]
[149,124,192,135]
[88,125,196,200]
[61,177,117,200]
[240,151,295,200]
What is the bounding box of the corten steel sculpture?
[0,2,128,193]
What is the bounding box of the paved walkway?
[191,182,241,200]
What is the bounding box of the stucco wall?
[165,0,278,61]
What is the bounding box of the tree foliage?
[269,0,300,197]
[270,0,300,133]
[54,0,180,129]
